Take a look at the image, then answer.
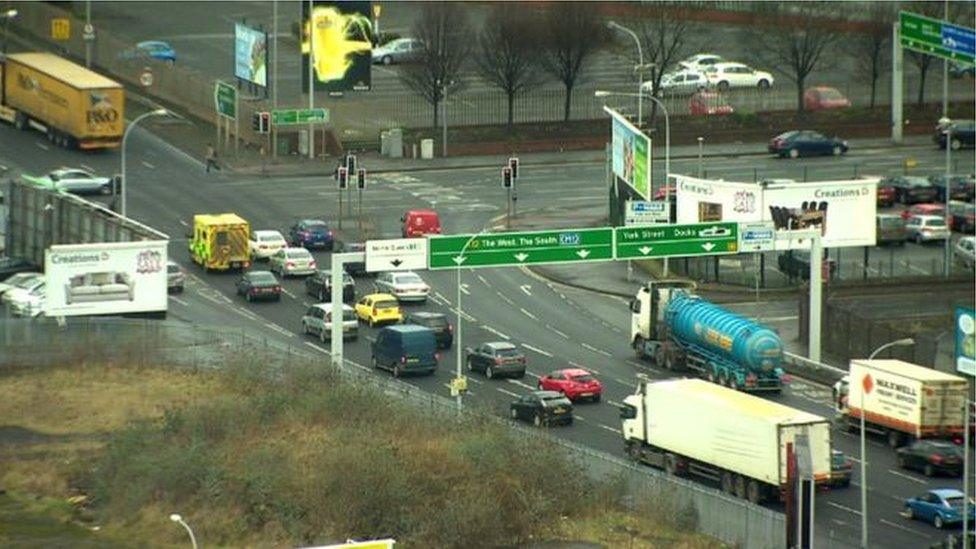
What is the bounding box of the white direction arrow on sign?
[638,246,653,255]
[514,253,529,262]
[366,238,428,272]
[701,242,716,252]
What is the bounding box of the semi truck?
[0,52,124,150]
[189,214,251,271]
[833,359,968,448]
[621,378,831,503]
[630,280,784,391]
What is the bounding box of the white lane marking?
[452,308,477,323]
[524,371,540,380]
[465,376,482,385]
[887,469,928,485]
[826,501,861,516]
[477,274,491,286]
[508,379,537,391]
[519,307,538,320]
[141,161,155,169]
[265,322,295,338]
[281,288,297,299]
[36,142,49,151]
[497,387,520,398]
[434,291,452,305]
[581,343,613,357]
[547,325,569,339]
[520,284,532,296]
[607,400,626,408]
[168,295,190,306]
[178,219,188,226]
[879,519,931,539]
[522,343,553,357]
[343,359,370,373]
[304,341,329,354]
[460,283,470,295]
[481,325,510,340]
[497,293,515,305]
[599,424,623,435]
[627,361,646,368]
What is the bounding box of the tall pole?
[697,136,704,177]
[121,109,168,218]
[963,399,971,545]
[944,125,952,278]
[456,230,487,412]
[942,0,949,120]
[442,83,448,157]
[892,22,904,144]
[608,21,643,128]
[272,0,278,161]
[644,95,670,276]
[860,386,868,549]
[307,0,314,159]
[84,1,92,67]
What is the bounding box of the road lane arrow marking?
[519,284,532,296]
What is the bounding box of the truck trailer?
[0,53,124,150]
[834,359,968,448]
[621,378,831,503]
[630,280,784,391]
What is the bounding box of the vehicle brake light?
[447,324,453,332]
[495,357,504,365]
[400,356,407,364]
[310,260,317,268]
[930,454,944,463]
[274,286,281,292]
[434,352,441,361]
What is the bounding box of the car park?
[305,270,355,302]
[955,236,975,269]
[929,174,976,202]
[688,90,733,116]
[777,249,837,280]
[371,324,438,377]
[235,271,281,302]
[678,53,725,72]
[896,440,964,477]
[883,175,939,205]
[465,342,526,379]
[905,215,950,244]
[935,120,975,150]
[949,202,976,234]
[22,168,115,195]
[269,247,317,277]
[904,489,975,529]
[403,312,453,349]
[876,214,907,246]
[537,368,603,402]
[332,239,367,276]
[768,130,847,158]
[509,391,574,427]
[354,293,402,327]
[401,209,441,237]
[0,272,42,297]
[371,37,424,65]
[828,450,852,488]
[373,271,429,303]
[704,62,774,90]
[642,69,708,95]
[288,219,334,250]
[803,86,851,111]
[302,303,358,341]
[901,203,945,221]
[166,261,185,293]
[248,230,288,260]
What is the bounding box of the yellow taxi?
[355,293,402,327]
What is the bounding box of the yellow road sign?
[373,4,382,18]
[51,18,71,41]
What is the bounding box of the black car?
[829,450,852,488]
[768,130,848,158]
[929,174,976,202]
[0,257,37,281]
[896,440,964,477]
[235,271,282,302]
[882,175,939,205]
[465,341,527,379]
[509,390,574,427]
[948,201,976,234]
[288,219,334,250]
[777,249,837,281]
[404,312,453,349]
[935,120,976,150]
[333,239,367,276]
[305,269,355,302]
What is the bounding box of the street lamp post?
[607,21,644,128]
[860,337,915,549]
[942,120,952,279]
[169,514,198,549]
[1,8,18,55]
[120,108,168,217]
[697,136,704,177]
[455,229,488,412]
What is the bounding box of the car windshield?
[250,272,276,284]
[541,395,571,407]
[831,453,848,466]
[571,374,595,383]
[946,496,965,509]
[15,277,40,289]
[925,218,946,227]
[4,273,36,285]
[496,347,521,357]
[420,316,448,327]
[878,217,903,227]
[906,178,930,187]
[819,88,844,100]
[340,310,357,321]
[260,234,283,242]
[375,300,397,310]
[305,222,328,231]
[395,274,423,284]
[287,250,310,259]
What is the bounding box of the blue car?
[768,130,848,159]
[288,219,334,250]
[905,489,975,529]
[120,40,177,64]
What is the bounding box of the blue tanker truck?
[629,280,784,392]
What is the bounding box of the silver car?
[0,272,42,298]
[2,275,44,305]
[270,247,317,277]
[371,38,424,65]
[955,236,975,269]
[374,271,430,303]
[905,215,950,243]
[7,283,45,317]
[302,303,358,342]
[24,168,114,195]
[167,261,185,293]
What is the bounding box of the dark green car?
[829,450,852,488]
[510,391,574,427]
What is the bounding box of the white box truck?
[834,359,968,448]
[621,378,831,503]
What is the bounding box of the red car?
[877,183,896,207]
[401,209,441,238]
[653,185,676,201]
[901,203,945,221]
[803,86,851,111]
[689,91,733,116]
[537,368,603,402]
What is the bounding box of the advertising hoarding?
[624,200,669,225]
[301,1,372,92]
[235,23,268,87]
[44,241,168,317]
[956,307,976,377]
[606,106,651,200]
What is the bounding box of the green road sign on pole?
[614,222,739,260]
[428,228,614,270]
[272,108,329,126]
[214,81,236,119]
[900,11,975,65]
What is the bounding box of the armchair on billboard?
[301,1,373,92]
[605,106,651,201]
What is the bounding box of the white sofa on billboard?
[65,272,135,305]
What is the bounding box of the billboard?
[235,23,268,87]
[956,307,976,377]
[674,175,878,248]
[301,1,372,92]
[606,106,651,200]
[44,241,168,317]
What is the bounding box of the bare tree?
[852,4,892,109]
[538,3,610,121]
[626,5,694,122]
[475,4,540,130]
[398,2,471,128]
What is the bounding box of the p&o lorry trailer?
[621,378,831,503]
[0,53,124,149]
[833,359,968,448]
[630,280,784,392]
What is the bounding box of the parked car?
[509,391,574,427]
[678,53,725,72]
[401,209,441,238]
[904,489,975,529]
[803,86,851,111]
[688,90,733,116]
[777,249,837,280]
[642,69,708,95]
[935,120,976,150]
[288,219,334,250]
[166,261,185,293]
[235,271,281,302]
[828,450,852,488]
[0,257,36,282]
[905,215,950,244]
[269,247,317,277]
[0,272,42,297]
[305,269,355,302]
[949,202,976,234]
[371,324,438,377]
[901,203,945,221]
[896,440,964,477]
[876,214,907,246]
[354,293,402,327]
[7,283,45,317]
[120,40,177,64]
[373,271,429,303]
[768,130,847,158]
[877,181,896,207]
[949,61,975,79]
[333,238,367,276]
[955,236,975,270]
[302,303,358,341]
[22,168,115,195]
[704,62,774,90]
[249,229,288,260]
[403,312,453,349]
[929,174,976,202]
[465,341,526,379]
[883,175,939,205]
[537,368,603,402]
[371,37,424,65]
[2,275,44,305]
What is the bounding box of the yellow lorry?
[189,214,252,271]
[0,52,124,150]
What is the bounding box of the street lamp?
[120,108,169,217]
[697,136,705,177]
[169,513,198,549]
[454,228,489,412]
[860,337,915,549]
[939,117,952,279]
[606,21,645,128]
[1,8,18,55]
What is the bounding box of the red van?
[402,209,441,238]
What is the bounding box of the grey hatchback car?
[167,261,185,293]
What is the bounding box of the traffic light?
[509,157,519,179]
[345,153,357,174]
[502,166,512,188]
[337,167,348,189]
[357,168,366,190]
[252,112,270,134]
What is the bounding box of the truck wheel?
[746,480,762,504]
[721,471,735,494]
[654,346,666,369]
[14,113,28,130]
[734,474,747,499]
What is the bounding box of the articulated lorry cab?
[189,214,251,271]
[630,280,784,392]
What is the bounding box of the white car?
[7,283,45,317]
[23,168,115,195]
[2,275,44,305]
[0,272,42,297]
[371,38,424,65]
[249,229,288,260]
[269,247,317,277]
[679,53,725,72]
[642,69,708,95]
[705,62,774,90]
[954,236,975,269]
[905,215,950,243]
[374,271,430,303]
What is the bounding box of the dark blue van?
[371,325,438,377]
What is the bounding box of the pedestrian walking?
[205,143,220,173]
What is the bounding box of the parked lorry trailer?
[621,378,831,503]
[630,280,784,391]
[833,359,968,448]
[0,53,124,150]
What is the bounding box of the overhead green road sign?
[614,222,739,260]
[273,108,329,125]
[900,11,975,65]
[428,228,614,270]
